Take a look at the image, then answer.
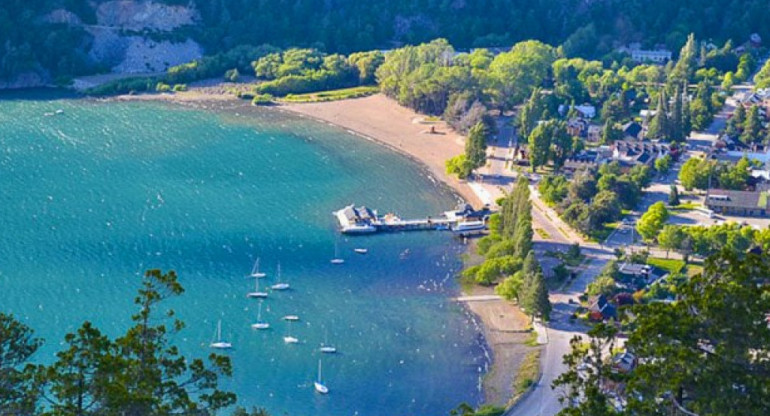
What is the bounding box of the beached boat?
[210,320,232,349]
[271,263,290,291]
[246,275,268,298]
[283,321,299,344]
[283,315,300,321]
[251,301,270,330]
[314,359,329,394]
[353,248,368,254]
[249,258,266,278]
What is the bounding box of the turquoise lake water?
[0,92,486,415]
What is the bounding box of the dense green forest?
[2,0,769,83]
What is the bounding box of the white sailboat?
[282,315,300,321]
[249,258,267,278]
[271,263,290,291]
[210,320,232,349]
[319,329,337,354]
[353,248,368,254]
[246,275,268,298]
[251,302,270,330]
[314,359,329,394]
[283,320,299,344]
[330,240,345,264]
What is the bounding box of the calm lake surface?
[0,92,486,415]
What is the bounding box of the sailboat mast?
[318,359,322,382]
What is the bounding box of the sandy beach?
[280,94,483,208]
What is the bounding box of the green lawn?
[647,257,686,274]
[278,86,379,103]
[669,202,700,211]
[512,349,541,400]
[535,228,551,239]
[686,264,704,277]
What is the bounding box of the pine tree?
[668,184,680,206]
[682,91,692,138]
[669,85,684,142]
[529,270,551,321]
[647,91,668,139]
[517,250,541,309]
[742,105,762,144]
[465,122,488,171]
[513,216,533,258]
[518,251,550,320]
[518,88,543,138]
[669,33,697,86]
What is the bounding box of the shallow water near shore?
[0,93,486,415]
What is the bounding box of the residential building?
[739,88,770,118]
[588,294,617,321]
[622,121,643,140]
[619,43,672,63]
[611,351,638,374]
[559,104,596,119]
[705,186,770,217]
[611,140,669,167]
[587,125,602,142]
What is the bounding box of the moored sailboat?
[210,319,232,349]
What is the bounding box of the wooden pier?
[334,204,489,235]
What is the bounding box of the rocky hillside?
[1,0,203,88]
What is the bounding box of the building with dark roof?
[622,121,643,140]
[705,188,770,217]
[611,140,669,167]
[588,294,617,321]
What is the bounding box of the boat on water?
[283,315,300,321]
[451,220,486,235]
[249,258,266,278]
[314,359,329,394]
[283,321,299,344]
[353,248,368,254]
[319,329,337,354]
[251,301,270,330]
[330,241,344,264]
[246,275,268,298]
[210,320,232,349]
[271,263,290,291]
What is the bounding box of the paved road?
[507,243,616,416]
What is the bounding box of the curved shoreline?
[106,89,522,407]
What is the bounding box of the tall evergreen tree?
[646,90,669,140]
[681,90,692,138]
[668,184,680,206]
[518,251,550,320]
[742,105,762,144]
[528,122,551,172]
[518,88,544,138]
[669,85,684,142]
[528,270,551,321]
[465,122,488,172]
[669,33,698,86]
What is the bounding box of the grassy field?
[511,349,542,403]
[535,228,551,239]
[647,257,686,274]
[670,202,700,211]
[686,263,704,277]
[278,86,379,103]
